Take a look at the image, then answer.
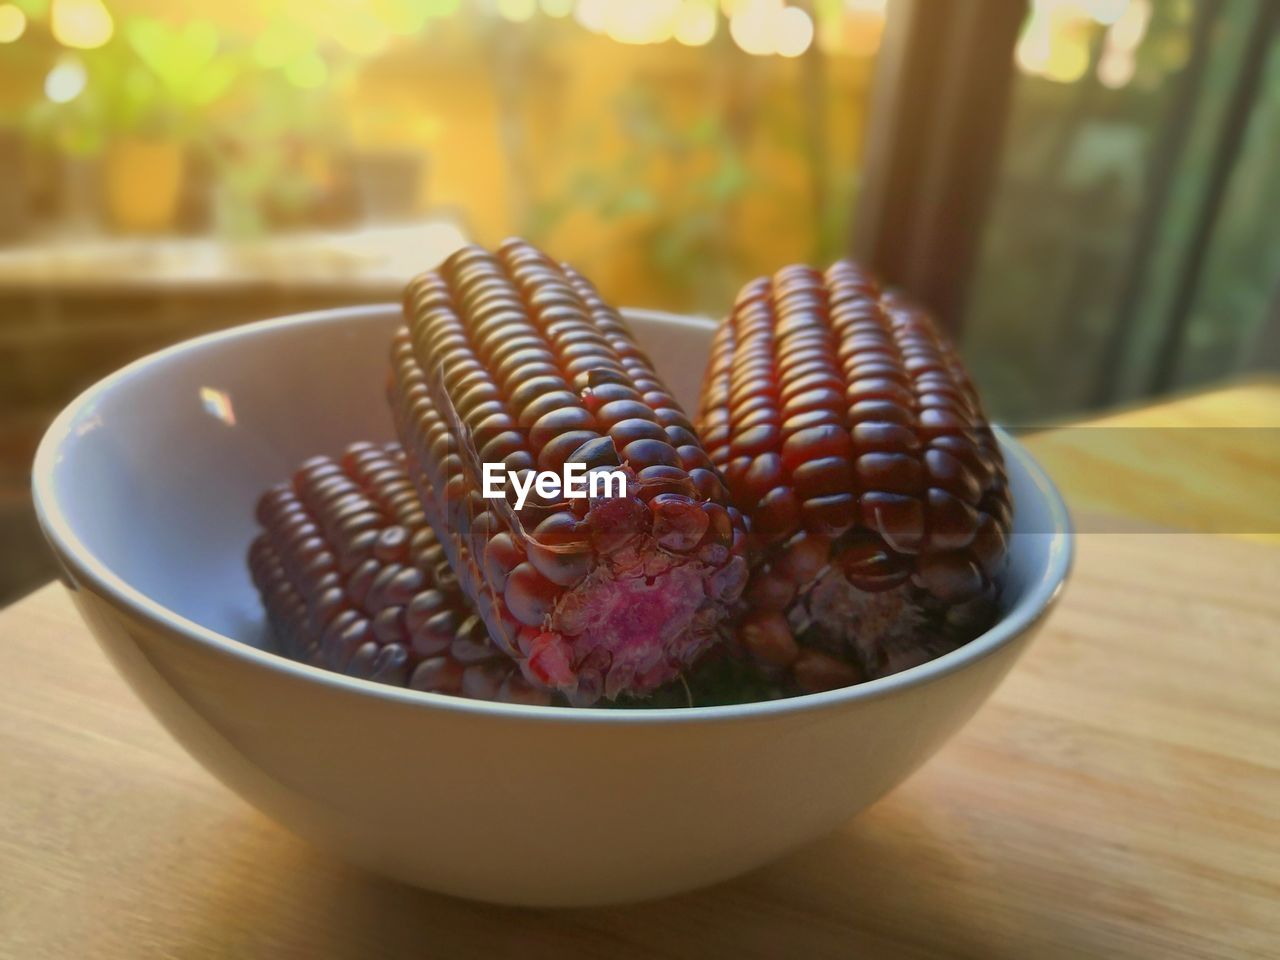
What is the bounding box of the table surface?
[0,223,466,293]
[2,382,1278,959]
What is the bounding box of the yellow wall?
[4,6,876,309]
[344,28,875,307]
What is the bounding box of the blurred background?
[0,0,1277,600]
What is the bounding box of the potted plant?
[28,18,239,233]
[205,50,350,236]
[103,19,238,232]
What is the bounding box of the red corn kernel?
[390,239,749,704]
[249,443,549,705]
[699,260,1011,692]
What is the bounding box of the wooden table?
[0,223,467,294]
[3,384,1278,959]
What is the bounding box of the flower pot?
[103,137,185,234]
[352,149,425,223]
[0,128,28,242]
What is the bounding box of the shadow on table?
[157,792,1111,960]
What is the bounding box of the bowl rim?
[32,303,1074,726]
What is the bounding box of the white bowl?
[32,305,1072,907]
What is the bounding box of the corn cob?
[248,442,551,704]
[699,261,1012,692]
[389,239,749,706]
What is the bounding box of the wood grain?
[1023,377,1280,544]
[2,386,1279,959]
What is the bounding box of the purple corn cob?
[699,261,1012,692]
[249,442,550,704]
[389,239,750,705]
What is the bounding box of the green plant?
[19,12,357,234]
[22,18,242,156]
[119,19,239,138]
[528,87,752,310]
[206,75,345,236]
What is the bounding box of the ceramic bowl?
[32,305,1072,907]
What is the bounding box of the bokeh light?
[726,1,815,57]
[574,0,609,34]
[539,0,574,17]
[1044,36,1089,82]
[1109,0,1151,51]
[1095,0,1149,89]
[44,55,88,103]
[0,3,26,43]
[1082,0,1130,26]
[1015,0,1132,84]
[607,0,679,45]
[51,0,115,50]
[729,0,777,56]
[674,0,716,47]
[1096,47,1135,88]
[497,0,537,24]
[775,6,813,58]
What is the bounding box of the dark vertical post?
[1090,0,1222,406]
[851,0,1027,335]
[1249,273,1280,375]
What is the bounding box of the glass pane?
[0,1,886,601]
[0,2,886,309]
[1173,37,1280,388]
[961,0,1280,422]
